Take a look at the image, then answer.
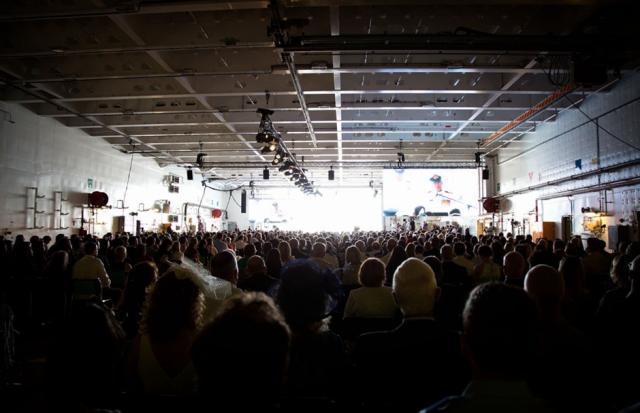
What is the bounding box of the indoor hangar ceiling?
[1,0,639,185]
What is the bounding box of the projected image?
[249,188,382,231]
[383,169,479,217]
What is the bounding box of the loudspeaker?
[475,152,481,163]
[328,169,335,181]
[263,168,269,180]
[241,190,247,214]
[482,169,489,180]
[186,169,193,180]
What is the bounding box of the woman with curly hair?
[127,268,204,396]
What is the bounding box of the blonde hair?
[393,258,438,316]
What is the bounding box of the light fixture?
[255,107,318,195]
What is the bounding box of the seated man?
[422,283,550,413]
[238,255,279,296]
[355,258,467,412]
[308,242,336,271]
[503,251,527,288]
[72,241,110,289]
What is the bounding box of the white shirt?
[72,254,111,288]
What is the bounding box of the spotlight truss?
[256,108,318,195]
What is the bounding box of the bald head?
[393,258,439,317]
[503,251,526,279]
[247,255,267,277]
[524,264,564,320]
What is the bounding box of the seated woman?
[344,258,398,319]
[119,261,158,338]
[277,261,346,401]
[128,269,204,396]
[337,245,362,287]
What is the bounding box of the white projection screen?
[382,168,480,218]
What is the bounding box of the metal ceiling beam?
[0,63,185,165]
[0,1,270,22]
[0,43,275,58]
[7,89,576,104]
[427,57,539,160]
[88,129,528,139]
[3,65,556,84]
[65,119,545,128]
[35,106,569,117]
[108,13,266,164]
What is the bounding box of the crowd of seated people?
[0,226,639,412]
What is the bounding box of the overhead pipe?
[281,33,637,54]
[481,82,575,147]
[269,0,317,148]
[494,157,640,199]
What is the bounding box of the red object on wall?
[482,197,500,213]
[212,208,222,218]
[88,191,109,207]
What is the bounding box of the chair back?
[71,278,102,300]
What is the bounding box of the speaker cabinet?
[186,169,193,180]
[241,190,247,214]
[482,169,489,180]
[263,168,270,180]
[328,169,335,180]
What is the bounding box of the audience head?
[140,270,204,341]
[114,245,127,263]
[423,256,443,284]
[610,254,631,288]
[559,256,585,294]
[247,255,267,277]
[524,264,564,321]
[478,245,492,260]
[503,251,526,279]
[453,242,466,257]
[393,258,439,317]
[192,292,290,403]
[210,250,239,284]
[311,242,326,258]
[266,248,282,279]
[358,258,386,287]
[345,245,361,266]
[278,241,292,262]
[277,261,331,331]
[462,283,537,379]
[440,244,454,261]
[84,241,98,256]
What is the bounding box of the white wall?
[495,72,640,247]
[0,103,253,238]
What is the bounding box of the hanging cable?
[563,94,640,152]
[122,141,135,206]
[196,184,207,218]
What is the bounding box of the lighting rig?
[256,108,318,195]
